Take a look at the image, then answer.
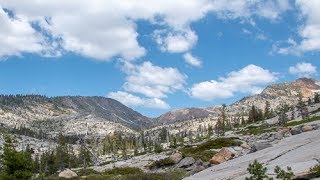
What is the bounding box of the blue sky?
[1,0,320,117]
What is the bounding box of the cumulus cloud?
[190,64,278,101]
[122,61,187,98]
[275,0,320,55]
[289,62,317,77]
[107,61,186,109]
[0,0,291,60]
[107,91,170,109]
[183,52,202,67]
[0,7,43,59]
[154,29,198,53]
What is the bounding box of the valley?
[1,78,320,179]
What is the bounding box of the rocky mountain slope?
[0,95,151,137]
[0,78,319,138]
[156,78,320,124]
[187,121,320,179]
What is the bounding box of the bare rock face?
[176,157,196,168]
[169,152,183,164]
[250,142,272,152]
[302,125,313,132]
[0,95,151,137]
[209,147,235,165]
[58,169,77,179]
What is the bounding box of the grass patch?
[179,137,241,162]
[125,169,187,180]
[237,127,276,135]
[149,157,176,169]
[103,167,143,176]
[77,168,100,176]
[98,161,115,166]
[285,116,320,127]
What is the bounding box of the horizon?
[0,76,315,118]
[1,1,320,117]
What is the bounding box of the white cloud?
[0,7,43,59]
[289,62,317,77]
[122,61,187,98]
[0,0,291,60]
[275,0,320,55]
[209,0,290,20]
[183,52,202,67]
[107,91,170,109]
[190,64,278,101]
[154,29,198,53]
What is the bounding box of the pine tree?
[54,133,69,170]
[278,104,289,125]
[207,124,213,138]
[0,135,34,180]
[297,94,309,120]
[215,104,227,136]
[264,101,272,119]
[308,97,312,105]
[314,93,320,103]
[248,105,263,123]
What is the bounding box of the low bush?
[149,157,176,169]
[285,116,320,127]
[180,137,241,162]
[310,164,320,177]
[77,168,100,176]
[103,167,143,176]
[274,166,294,180]
[125,169,187,180]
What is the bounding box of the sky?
[0,0,320,117]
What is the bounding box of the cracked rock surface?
[186,128,320,180]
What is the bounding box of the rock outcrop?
[186,123,320,180]
[58,169,78,179]
[209,147,235,165]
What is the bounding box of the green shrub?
[98,161,115,166]
[274,166,294,180]
[310,164,320,177]
[125,169,187,180]
[238,127,276,135]
[154,143,163,153]
[285,116,320,127]
[245,160,270,180]
[149,158,176,169]
[77,168,100,176]
[179,137,241,162]
[103,167,143,176]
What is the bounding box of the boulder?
[209,147,235,165]
[302,125,313,132]
[290,128,302,135]
[193,159,204,166]
[273,133,283,140]
[312,124,320,130]
[233,146,243,151]
[250,142,272,152]
[169,152,183,164]
[176,157,195,168]
[278,128,290,135]
[58,169,77,179]
[241,142,250,149]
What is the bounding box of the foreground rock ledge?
[185,129,320,180]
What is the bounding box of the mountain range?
[0,78,319,137]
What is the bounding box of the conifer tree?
[215,104,227,136]
[0,135,34,180]
[296,94,309,120]
[314,93,320,103]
